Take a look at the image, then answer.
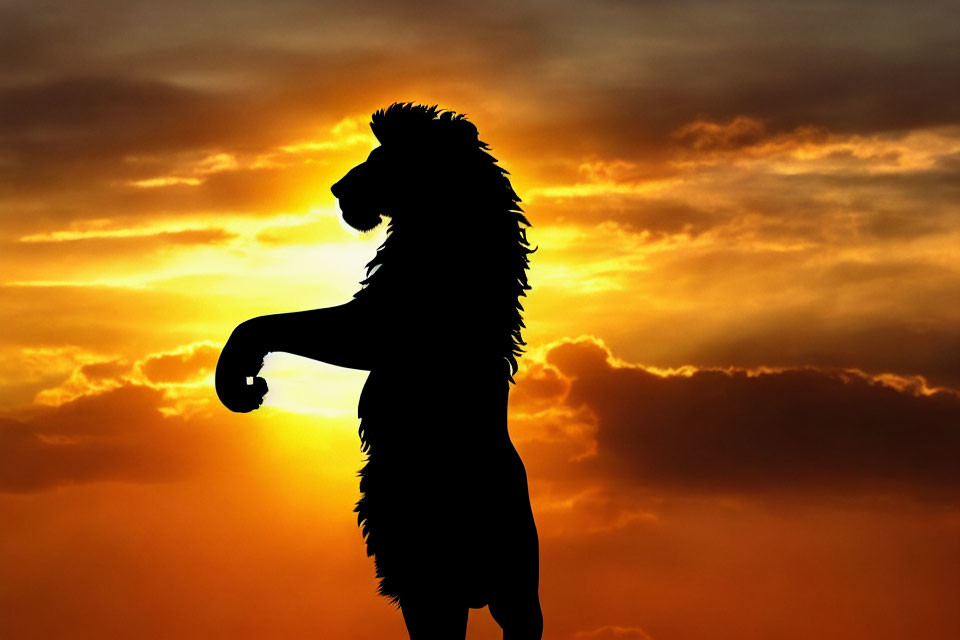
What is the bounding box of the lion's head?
[332,103,513,231]
[332,103,533,378]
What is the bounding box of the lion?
[215,103,542,639]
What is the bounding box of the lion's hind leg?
[399,591,469,640]
[489,592,543,640]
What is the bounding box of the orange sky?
[2,2,960,639]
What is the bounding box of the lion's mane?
[358,102,533,378]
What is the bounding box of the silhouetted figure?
[216,103,542,639]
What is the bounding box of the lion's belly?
[355,398,535,604]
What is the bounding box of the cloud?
[672,116,772,152]
[80,359,131,381]
[521,120,960,392]
[0,383,241,492]
[24,342,223,408]
[531,123,960,233]
[573,626,654,640]
[515,337,960,502]
[672,315,960,392]
[0,75,374,232]
[16,227,236,246]
[139,343,219,384]
[0,76,225,167]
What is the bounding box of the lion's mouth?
[338,200,384,232]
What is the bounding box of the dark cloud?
[0,384,241,492]
[0,76,230,167]
[522,338,960,500]
[0,0,551,229]
[497,4,960,168]
[0,7,91,83]
[3,0,956,198]
[532,196,720,238]
[523,133,960,243]
[0,73,374,232]
[678,318,960,393]
[659,40,960,139]
[672,116,775,152]
[1,0,957,247]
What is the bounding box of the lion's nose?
[330,180,343,198]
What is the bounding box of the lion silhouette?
[216,103,542,639]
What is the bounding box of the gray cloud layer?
[521,339,960,501]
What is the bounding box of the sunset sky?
[2,1,960,638]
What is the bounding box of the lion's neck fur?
[359,201,529,380]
